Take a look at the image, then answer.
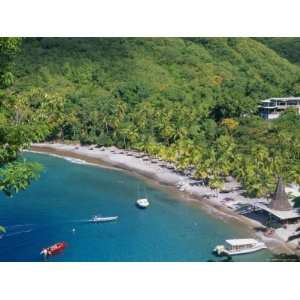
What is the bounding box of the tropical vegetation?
[2,37,300,198]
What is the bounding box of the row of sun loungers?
[72,145,199,181]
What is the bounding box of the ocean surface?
[0,152,272,262]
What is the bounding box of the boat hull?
[136,198,150,208]
[136,203,149,208]
[215,243,267,256]
[89,216,118,223]
[41,242,67,257]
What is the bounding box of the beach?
[30,143,300,255]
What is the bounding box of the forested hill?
[257,38,300,65]
[3,37,300,197]
[12,38,300,118]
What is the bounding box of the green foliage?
[115,81,151,105]
[3,37,300,197]
[292,196,300,208]
[257,38,300,65]
[0,38,53,197]
[0,37,22,87]
[0,38,22,53]
[0,92,48,196]
[0,161,43,196]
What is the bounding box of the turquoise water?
[0,153,272,262]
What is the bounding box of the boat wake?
[4,229,33,237]
[0,217,117,240]
[0,224,35,240]
[6,223,35,229]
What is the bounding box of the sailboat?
[136,184,150,208]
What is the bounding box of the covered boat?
[213,239,266,256]
[40,242,67,257]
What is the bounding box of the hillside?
[3,37,300,197]
[257,37,300,65]
[12,38,300,115]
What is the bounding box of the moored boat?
[136,198,150,208]
[213,238,267,256]
[40,242,67,257]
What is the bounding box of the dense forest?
[1,37,300,198]
[257,38,300,65]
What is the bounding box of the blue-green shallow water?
[0,153,272,262]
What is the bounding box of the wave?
[27,150,88,165]
[63,157,87,165]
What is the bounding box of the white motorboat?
[213,238,267,256]
[136,198,150,208]
[89,216,119,223]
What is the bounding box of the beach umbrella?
[0,226,6,234]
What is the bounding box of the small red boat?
[40,242,67,257]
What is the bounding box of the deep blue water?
[0,153,272,261]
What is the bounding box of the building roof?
[255,203,300,220]
[269,177,292,211]
[225,239,258,246]
[262,97,300,102]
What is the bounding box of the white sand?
[30,142,300,255]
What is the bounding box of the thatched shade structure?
[269,177,292,211]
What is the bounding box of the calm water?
[0,153,272,262]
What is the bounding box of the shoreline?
[30,143,299,255]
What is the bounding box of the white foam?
[63,157,86,165]
[26,150,88,165]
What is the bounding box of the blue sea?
[0,152,272,262]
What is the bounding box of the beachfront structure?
[255,178,300,223]
[269,177,292,211]
[259,97,300,120]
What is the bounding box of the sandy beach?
[30,142,300,255]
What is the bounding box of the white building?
[259,97,300,120]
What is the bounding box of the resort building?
[255,178,300,224]
[259,97,300,120]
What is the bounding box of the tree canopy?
[0,38,51,197]
[2,37,300,197]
